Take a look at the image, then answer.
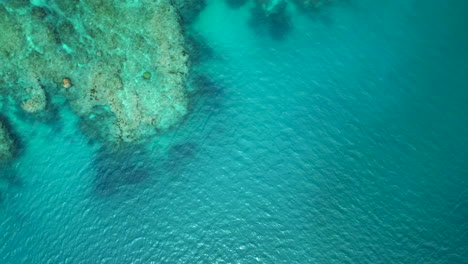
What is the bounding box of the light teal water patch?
[1,0,467,263]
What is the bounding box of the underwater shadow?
[186,33,217,65]
[0,114,24,161]
[248,1,293,41]
[190,74,225,113]
[92,146,156,197]
[162,141,199,175]
[291,0,352,26]
[0,167,22,204]
[186,73,231,145]
[225,0,249,9]
[172,0,207,25]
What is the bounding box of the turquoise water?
[1,0,467,263]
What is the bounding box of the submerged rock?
[249,0,293,40]
[62,78,72,89]
[21,82,47,114]
[0,121,16,164]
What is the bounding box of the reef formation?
[59,0,190,146]
[227,0,337,39]
[0,120,15,165]
[0,0,334,163]
[0,0,196,152]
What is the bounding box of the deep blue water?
[1,0,467,263]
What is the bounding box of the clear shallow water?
[1,0,467,263]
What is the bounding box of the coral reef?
[171,0,207,24]
[59,0,190,146]
[21,81,47,114]
[0,0,193,148]
[0,0,340,155]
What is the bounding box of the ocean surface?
[1,0,467,263]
